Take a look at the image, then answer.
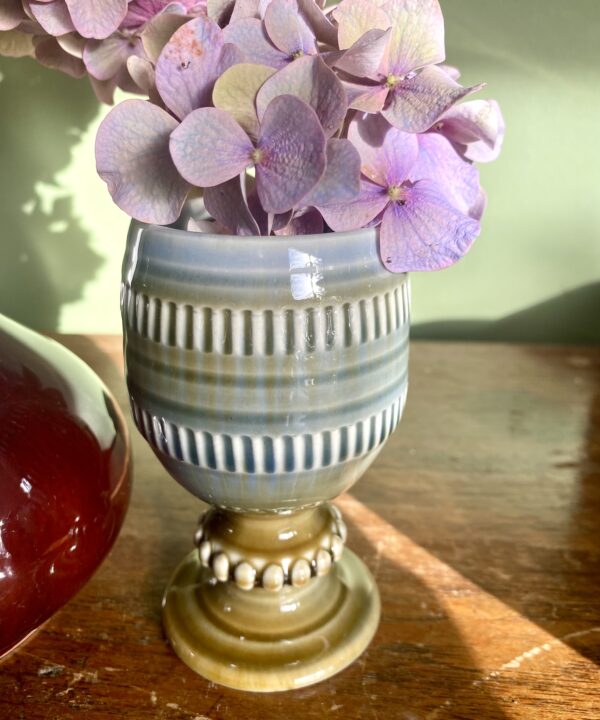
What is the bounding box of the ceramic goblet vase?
[121,220,410,691]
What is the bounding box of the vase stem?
[162,503,380,691]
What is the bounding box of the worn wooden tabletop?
[1,337,599,719]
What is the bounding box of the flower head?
[320,114,482,271]
[9,0,507,274]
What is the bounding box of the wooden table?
[1,337,599,719]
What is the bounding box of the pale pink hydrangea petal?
[383,0,444,75]
[345,81,388,113]
[65,0,128,39]
[304,139,361,208]
[333,0,390,50]
[348,113,418,186]
[383,65,483,133]
[264,0,316,57]
[379,179,479,272]
[34,36,86,77]
[334,28,390,80]
[83,35,142,81]
[274,208,324,235]
[140,11,191,62]
[96,99,191,223]
[212,63,275,138]
[0,0,26,30]
[255,95,326,213]
[223,18,286,67]
[156,16,240,118]
[319,178,388,231]
[204,176,261,235]
[170,107,254,186]
[256,55,347,137]
[29,1,75,35]
[436,99,505,163]
[409,133,481,217]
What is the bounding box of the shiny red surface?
[0,316,131,658]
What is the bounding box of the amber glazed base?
[162,546,380,692]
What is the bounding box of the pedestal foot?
[162,547,380,692]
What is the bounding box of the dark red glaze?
[0,315,131,658]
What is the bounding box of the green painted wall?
[0,0,598,342]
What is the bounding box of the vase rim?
[131,218,380,249]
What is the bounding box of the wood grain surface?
[1,337,599,719]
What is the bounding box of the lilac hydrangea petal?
[297,0,337,46]
[438,63,460,80]
[29,1,75,35]
[65,0,128,39]
[275,208,324,235]
[155,16,230,118]
[333,0,390,50]
[264,0,316,57]
[57,32,86,58]
[83,35,142,81]
[230,0,262,22]
[89,75,117,104]
[96,99,191,223]
[383,0,444,75]
[207,0,235,23]
[304,139,361,208]
[0,0,26,31]
[116,61,144,92]
[0,30,34,57]
[409,133,481,217]
[379,179,480,272]
[122,0,202,29]
[140,11,190,62]
[256,55,347,137]
[334,28,390,80]
[170,107,253,187]
[470,189,487,222]
[255,94,326,213]
[319,178,388,231]
[213,63,275,138]
[437,99,505,163]
[127,55,157,95]
[223,18,286,68]
[345,81,389,113]
[34,37,86,77]
[229,0,274,22]
[271,209,292,232]
[383,65,483,134]
[219,42,245,73]
[122,0,165,29]
[204,176,261,235]
[348,113,418,187]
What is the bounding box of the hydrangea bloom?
[2,0,505,273]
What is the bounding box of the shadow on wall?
[0,57,102,331]
[412,283,600,345]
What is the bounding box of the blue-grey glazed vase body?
[121,221,410,512]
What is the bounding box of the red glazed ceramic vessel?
[0,314,131,658]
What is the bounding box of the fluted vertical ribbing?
[122,222,410,511]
